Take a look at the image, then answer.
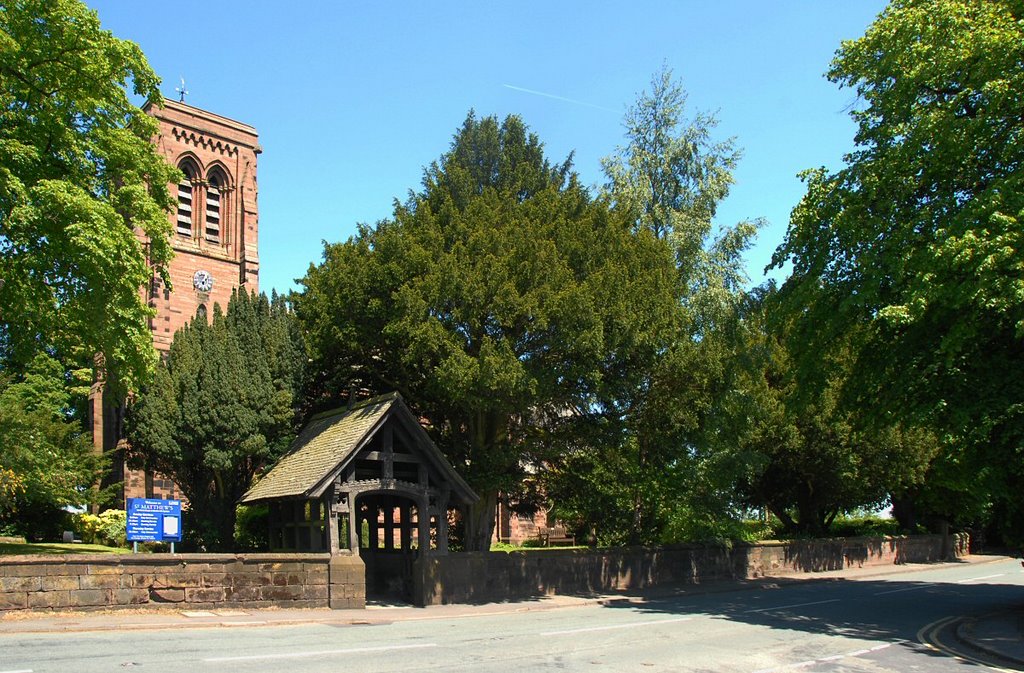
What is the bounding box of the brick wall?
[413,534,969,606]
[0,553,364,612]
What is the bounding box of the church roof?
[239,392,476,504]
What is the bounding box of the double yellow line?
[917,615,1017,672]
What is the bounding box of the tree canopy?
[127,290,304,551]
[707,287,939,536]
[299,111,680,550]
[0,0,177,392]
[772,0,1024,542]
[545,68,760,545]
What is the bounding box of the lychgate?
[240,392,477,600]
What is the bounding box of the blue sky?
[88,1,887,296]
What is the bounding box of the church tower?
[90,99,262,504]
[144,99,261,351]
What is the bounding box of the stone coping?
[0,551,350,566]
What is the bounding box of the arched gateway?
[240,393,477,601]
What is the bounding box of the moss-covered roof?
[240,392,477,505]
[240,393,397,503]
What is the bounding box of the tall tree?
[0,0,177,392]
[771,0,1024,542]
[601,64,759,297]
[565,66,762,544]
[127,291,304,550]
[299,112,679,551]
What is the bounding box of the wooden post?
[400,502,412,552]
[437,490,450,554]
[417,496,430,556]
[326,492,340,554]
[383,497,395,550]
[381,426,394,481]
[368,500,379,550]
[346,494,359,552]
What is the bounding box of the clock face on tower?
[193,269,213,293]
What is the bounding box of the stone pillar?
[328,554,366,609]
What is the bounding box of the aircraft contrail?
[502,84,618,113]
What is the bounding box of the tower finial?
[175,77,189,103]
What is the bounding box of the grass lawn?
[0,542,131,556]
[490,542,586,552]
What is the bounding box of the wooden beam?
[359,451,421,463]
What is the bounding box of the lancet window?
[176,160,198,237]
[205,167,225,244]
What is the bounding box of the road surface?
[1,557,1021,672]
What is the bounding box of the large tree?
[601,65,758,297]
[299,112,679,550]
[552,66,760,545]
[706,287,938,536]
[127,291,304,550]
[771,0,1024,542]
[0,0,177,392]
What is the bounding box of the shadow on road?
[591,566,1024,668]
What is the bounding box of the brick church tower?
[90,99,261,504]
[146,99,261,352]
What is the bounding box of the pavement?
[955,602,1024,669]
[1,555,1021,668]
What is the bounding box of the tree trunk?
[769,505,797,534]
[463,490,498,552]
[891,494,918,532]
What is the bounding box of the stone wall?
[0,552,364,612]
[0,535,968,612]
[413,534,968,606]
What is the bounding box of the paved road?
[2,558,1022,673]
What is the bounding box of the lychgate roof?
[240,392,476,504]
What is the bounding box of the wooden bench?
[539,525,575,547]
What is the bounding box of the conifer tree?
[128,290,304,550]
[299,112,679,550]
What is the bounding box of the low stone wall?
[413,534,968,606]
[0,552,365,612]
[0,535,968,611]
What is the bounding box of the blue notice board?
[126,498,182,542]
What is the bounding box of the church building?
[89,98,262,504]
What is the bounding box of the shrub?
[72,509,127,547]
[829,515,902,537]
[235,504,268,551]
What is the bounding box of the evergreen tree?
[548,67,761,545]
[299,112,679,551]
[127,290,304,550]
